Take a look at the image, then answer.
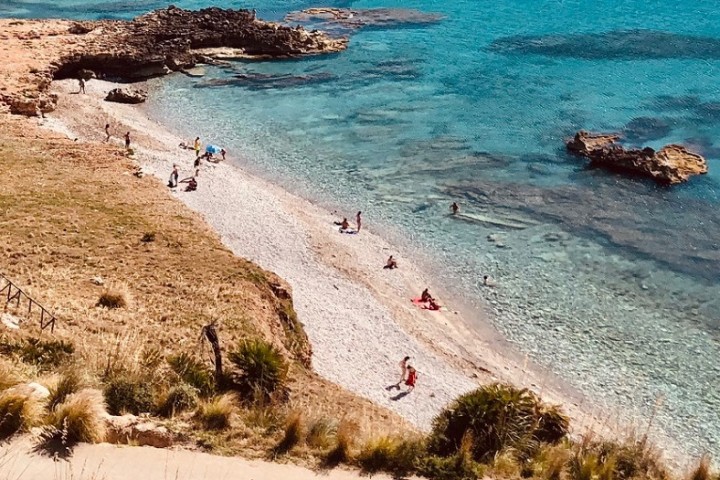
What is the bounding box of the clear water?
[8,0,720,460]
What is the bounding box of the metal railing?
[0,273,57,333]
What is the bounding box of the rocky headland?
[0,6,346,116]
[567,130,707,185]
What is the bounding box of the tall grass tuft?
[306,416,336,450]
[357,434,425,478]
[48,370,82,411]
[0,361,22,392]
[96,289,128,309]
[49,389,107,444]
[272,410,305,456]
[688,455,712,480]
[228,339,287,400]
[167,353,214,397]
[324,418,359,467]
[0,388,44,440]
[418,432,484,480]
[195,394,236,430]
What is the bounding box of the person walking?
[395,356,410,387]
[356,211,362,232]
[104,123,111,142]
[404,365,417,392]
[124,132,131,149]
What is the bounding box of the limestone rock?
[566,130,707,185]
[105,87,148,104]
[104,414,173,448]
[1,312,20,330]
[285,7,443,30]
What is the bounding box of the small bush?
[195,394,235,430]
[531,443,572,480]
[307,416,336,449]
[0,337,74,370]
[157,383,199,418]
[167,353,214,397]
[418,435,483,480]
[141,232,156,243]
[0,388,44,440]
[103,376,154,415]
[273,410,305,456]
[97,290,127,309]
[228,339,287,400]
[428,383,568,462]
[48,370,82,411]
[324,418,359,467]
[358,435,425,478]
[49,389,107,444]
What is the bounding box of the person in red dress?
[405,365,417,392]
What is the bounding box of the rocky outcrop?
[53,6,347,81]
[104,414,174,448]
[285,7,443,31]
[0,7,347,116]
[105,87,148,104]
[567,130,707,185]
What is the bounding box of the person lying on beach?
[420,288,432,303]
[404,365,417,392]
[384,255,398,269]
[451,202,459,215]
[427,298,441,311]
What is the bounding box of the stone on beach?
[105,87,148,104]
[566,130,707,185]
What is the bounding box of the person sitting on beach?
[427,298,441,311]
[482,275,495,287]
[194,156,202,169]
[451,202,459,215]
[404,365,417,392]
[384,255,398,269]
[168,164,179,188]
[179,175,197,192]
[339,218,350,232]
[420,288,432,303]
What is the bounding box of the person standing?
[451,202,459,215]
[78,77,86,94]
[395,356,410,387]
[124,132,131,149]
[168,164,179,188]
[356,211,362,232]
[193,137,201,158]
[104,123,111,142]
[404,365,417,392]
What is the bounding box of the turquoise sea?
[6,0,720,459]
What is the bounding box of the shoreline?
[41,78,607,434]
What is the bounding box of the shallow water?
[8,0,720,460]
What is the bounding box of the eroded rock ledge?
[0,6,347,116]
[567,130,707,185]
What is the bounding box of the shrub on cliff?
[357,434,426,479]
[157,383,199,418]
[428,383,569,462]
[228,339,287,400]
[103,376,154,415]
[167,352,214,397]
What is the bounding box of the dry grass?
[0,360,23,392]
[0,387,44,440]
[195,394,236,431]
[96,289,128,309]
[49,388,107,444]
[324,418,360,467]
[272,409,305,456]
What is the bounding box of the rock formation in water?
[105,87,148,104]
[0,7,347,116]
[285,7,443,31]
[567,130,707,185]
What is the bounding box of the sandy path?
[1,442,395,480]
[40,79,591,431]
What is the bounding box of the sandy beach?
[36,78,601,433]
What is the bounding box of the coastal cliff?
[0,6,346,116]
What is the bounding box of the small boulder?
[105,88,148,104]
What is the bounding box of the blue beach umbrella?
[205,144,222,154]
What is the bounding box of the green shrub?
[195,394,235,430]
[0,388,44,440]
[357,435,425,478]
[575,438,669,480]
[157,383,199,418]
[97,290,127,309]
[48,370,82,411]
[428,383,568,462]
[103,376,154,415]
[531,443,572,480]
[418,434,483,480]
[167,353,214,397]
[228,339,287,399]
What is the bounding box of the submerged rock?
[285,7,443,31]
[623,116,672,143]
[489,29,720,60]
[195,72,336,89]
[567,130,707,185]
[105,87,147,104]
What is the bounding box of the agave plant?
[228,339,287,399]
